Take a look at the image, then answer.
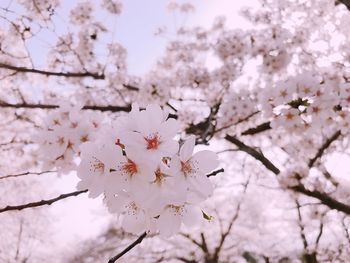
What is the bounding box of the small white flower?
[170,135,218,203]
[157,204,202,237]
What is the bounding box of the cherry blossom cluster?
[261,72,350,133]
[35,103,102,172]
[76,104,219,236]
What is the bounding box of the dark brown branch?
[296,200,308,250]
[315,220,324,250]
[341,217,350,245]
[290,184,350,215]
[225,134,350,215]
[225,135,280,174]
[180,233,203,249]
[241,121,271,136]
[308,130,341,167]
[0,101,131,112]
[206,168,224,177]
[0,189,88,213]
[0,62,105,79]
[200,233,209,253]
[122,84,139,91]
[108,232,147,263]
[337,0,350,11]
[0,170,56,180]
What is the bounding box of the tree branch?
[308,130,341,168]
[225,134,350,215]
[296,200,308,250]
[337,0,350,11]
[206,168,224,177]
[241,122,271,136]
[0,189,88,213]
[225,135,280,174]
[0,170,56,180]
[0,62,105,79]
[0,101,132,112]
[108,232,147,263]
[290,184,350,215]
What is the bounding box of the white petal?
[187,175,213,203]
[158,118,180,140]
[191,150,219,174]
[182,205,202,227]
[105,193,130,213]
[122,208,148,234]
[157,208,182,237]
[159,139,179,157]
[169,156,182,177]
[179,135,195,161]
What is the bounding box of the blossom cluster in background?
[35,102,102,172]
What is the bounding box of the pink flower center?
[145,134,160,150]
[122,159,138,176]
[181,161,193,177]
[90,157,105,173]
[155,168,165,185]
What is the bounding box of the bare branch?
[225,135,280,174]
[0,101,132,112]
[308,130,341,168]
[206,168,224,177]
[290,184,350,215]
[179,233,203,249]
[0,170,56,180]
[0,189,88,213]
[0,62,105,79]
[296,200,308,250]
[108,232,147,263]
[225,134,350,215]
[241,121,271,136]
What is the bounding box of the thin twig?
[0,170,56,180]
[308,130,341,167]
[241,121,271,136]
[0,189,88,213]
[0,62,105,79]
[0,101,132,112]
[206,168,224,177]
[108,232,147,263]
[225,135,280,174]
[225,134,350,215]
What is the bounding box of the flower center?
[122,159,138,176]
[181,161,193,177]
[145,134,160,150]
[90,157,105,174]
[154,168,165,185]
[168,205,184,215]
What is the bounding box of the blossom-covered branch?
[0,189,88,213]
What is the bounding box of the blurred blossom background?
[1,0,350,262]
